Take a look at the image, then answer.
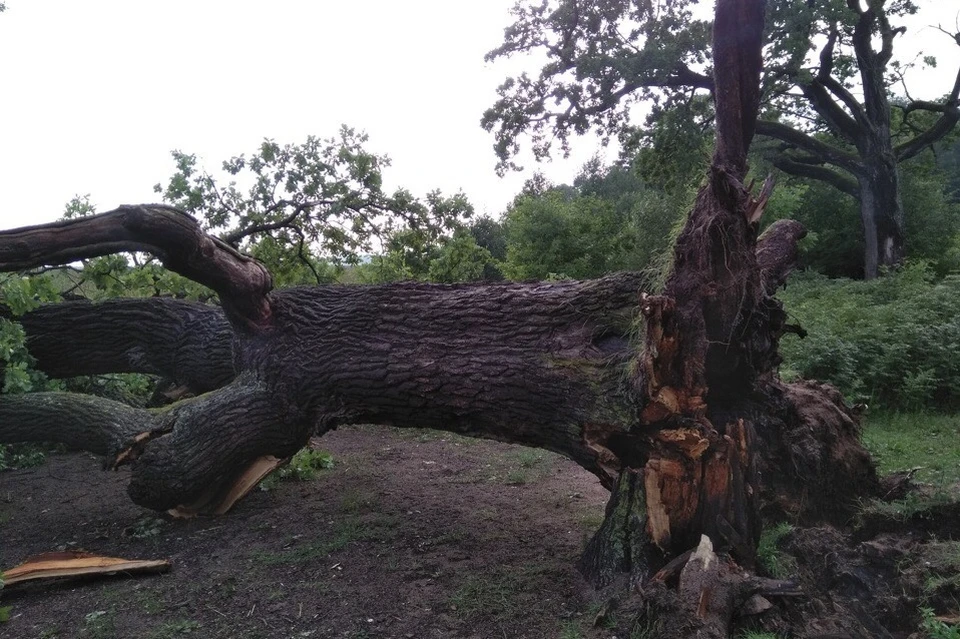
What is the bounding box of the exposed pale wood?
[2,551,170,587]
[168,455,286,518]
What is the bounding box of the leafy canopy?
[484,0,960,178]
[154,126,474,284]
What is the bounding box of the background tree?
[483,0,960,278]
[501,163,682,280]
[154,126,474,286]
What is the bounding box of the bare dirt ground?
[0,426,615,639]
[3,425,959,639]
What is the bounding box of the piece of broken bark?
[2,551,170,588]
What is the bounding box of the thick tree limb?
[755,121,860,172]
[771,157,861,197]
[847,0,890,126]
[0,391,148,456]
[801,82,864,144]
[814,24,868,130]
[0,374,312,513]
[0,205,273,331]
[5,298,235,393]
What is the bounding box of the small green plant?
[559,621,584,639]
[81,610,116,639]
[0,605,11,623]
[147,619,200,638]
[448,573,519,620]
[0,443,47,470]
[757,522,796,578]
[504,469,529,485]
[259,447,333,491]
[921,607,960,639]
[251,515,394,565]
[126,516,166,540]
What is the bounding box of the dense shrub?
[778,263,960,411]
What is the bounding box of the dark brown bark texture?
[0,205,273,329]
[1,273,649,511]
[579,2,877,635]
[0,3,882,632]
[4,298,236,393]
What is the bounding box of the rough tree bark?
[0,0,880,634]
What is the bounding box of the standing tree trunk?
[858,147,906,279]
[581,1,875,634]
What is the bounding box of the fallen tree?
[0,0,883,635]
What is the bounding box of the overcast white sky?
[0,1,958,230]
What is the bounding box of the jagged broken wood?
[1,551,170,588]
[0,0,884,635]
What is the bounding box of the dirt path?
[0,426,613,639]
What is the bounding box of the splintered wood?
[2,551,170,588]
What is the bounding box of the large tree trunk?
[858,150,906,279]
[2,274,651,510]
[0,0,882,634]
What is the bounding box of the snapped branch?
[0,205,273,332]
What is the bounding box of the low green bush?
[779,263,960,411]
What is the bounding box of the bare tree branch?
[771,157,861,197]
[755,120,861,172]
[0,205,273,331]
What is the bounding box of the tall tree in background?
[483,0,960,278]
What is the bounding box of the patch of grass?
[448,562,558,622]
[504,469,530,485]
[146,619,200,638]
[757,522,797,578]
[449,573,520,620]
[385,426,477,445]
[862,412,960,486]
[250,515,394,565]
[858,489,956,523]
[631,616,663,639]
[135,589,164,614]
[490,446,554,486]
[921,607,960,639]
[339,488,375,514]
[918,541,960,598]
[258,447,333,491]
[38,629,61,639]
[577,509,605,532]
[558,622,584,639]
[0,443,47,470]
[80,610,116,639]
[0,605,10,623]
[418,528,467,549]
[513,448,546,468]
[738,633,781,639]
